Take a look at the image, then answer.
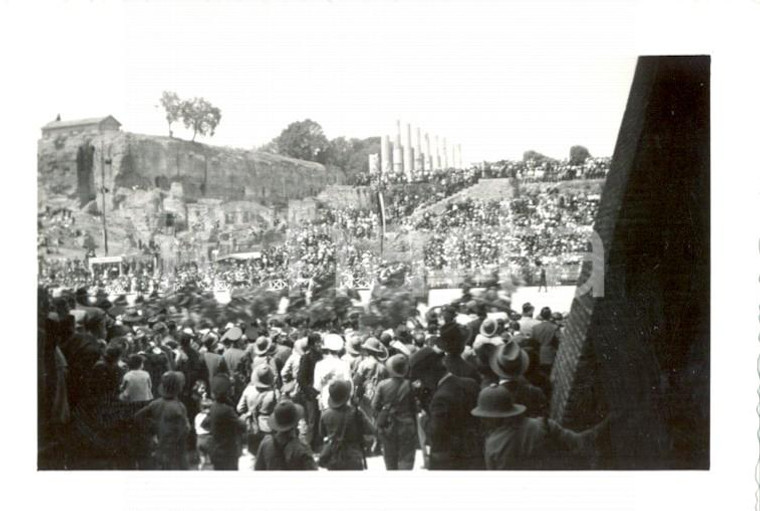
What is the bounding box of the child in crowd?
[120,354,153,402]
[194,395,213,469]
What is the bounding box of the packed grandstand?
[38,156,608,296]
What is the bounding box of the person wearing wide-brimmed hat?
[471,384,612,469]
[437,320,481,385]
[341,331,364,373]
[371,354,417,470]
[251,336,284,389]
[464,331,504,388]
[254,400,317,471]
[409,346,484,470]
[313,334,351,411]
[318,379,375,470]
[239,364,280,455]
[489,340,547,417]
[353,337,389,416]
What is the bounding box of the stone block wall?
[551,56,710,469]
[38,131,342,211]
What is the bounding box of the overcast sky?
[31,1,646,162]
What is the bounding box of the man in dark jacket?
[202,376,246,470]
[296,332,323,451]
[254,400,317,470]
[410,347,484,470]
[531,307,562,375]
[489,339,547,417]
[438,320,481,385]
[471,384,613,469]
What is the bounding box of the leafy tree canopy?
[181,97,222,142]
[569,145,591,165]
[267,119,330,163]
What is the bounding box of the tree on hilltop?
[181,97,222,142]
[158,91,183,138]
[158,92,222,141]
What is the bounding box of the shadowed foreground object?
[551,55,710,469]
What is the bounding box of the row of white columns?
[371,120,463,177]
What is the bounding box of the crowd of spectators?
[39,185,599,293]
[39,275,618,471]
[415,189,599,278]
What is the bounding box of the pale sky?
[25,0,646,163]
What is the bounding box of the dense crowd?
[490,157,610,182]
[38,184,599,293]
[39,281,617,471]
[415,189,599,274]
[38,207,86,255]
[352,156,610,187]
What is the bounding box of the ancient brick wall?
[551,56,710,469]
[38,131,342,210]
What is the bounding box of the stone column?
[393,120,403,174]
[442,137,449,169]
[425,133,433,172]
[434,135,441,170]
[414,127,424,171]
[403,123,413,177]
[368,153,380,175]
[381,135,391,174]
[457,144,463,168]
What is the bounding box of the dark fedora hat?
[268,400,304,432]
[386,354,410,378]
[409,346,445,380]
[489,339,529,381]
[437,322,470,356]
[327,379,353,409]
[361,337,389,361]
[471,384,526,418]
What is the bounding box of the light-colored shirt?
[518,316,541,337]
[120,369,153,402]
[313,355,352,410]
